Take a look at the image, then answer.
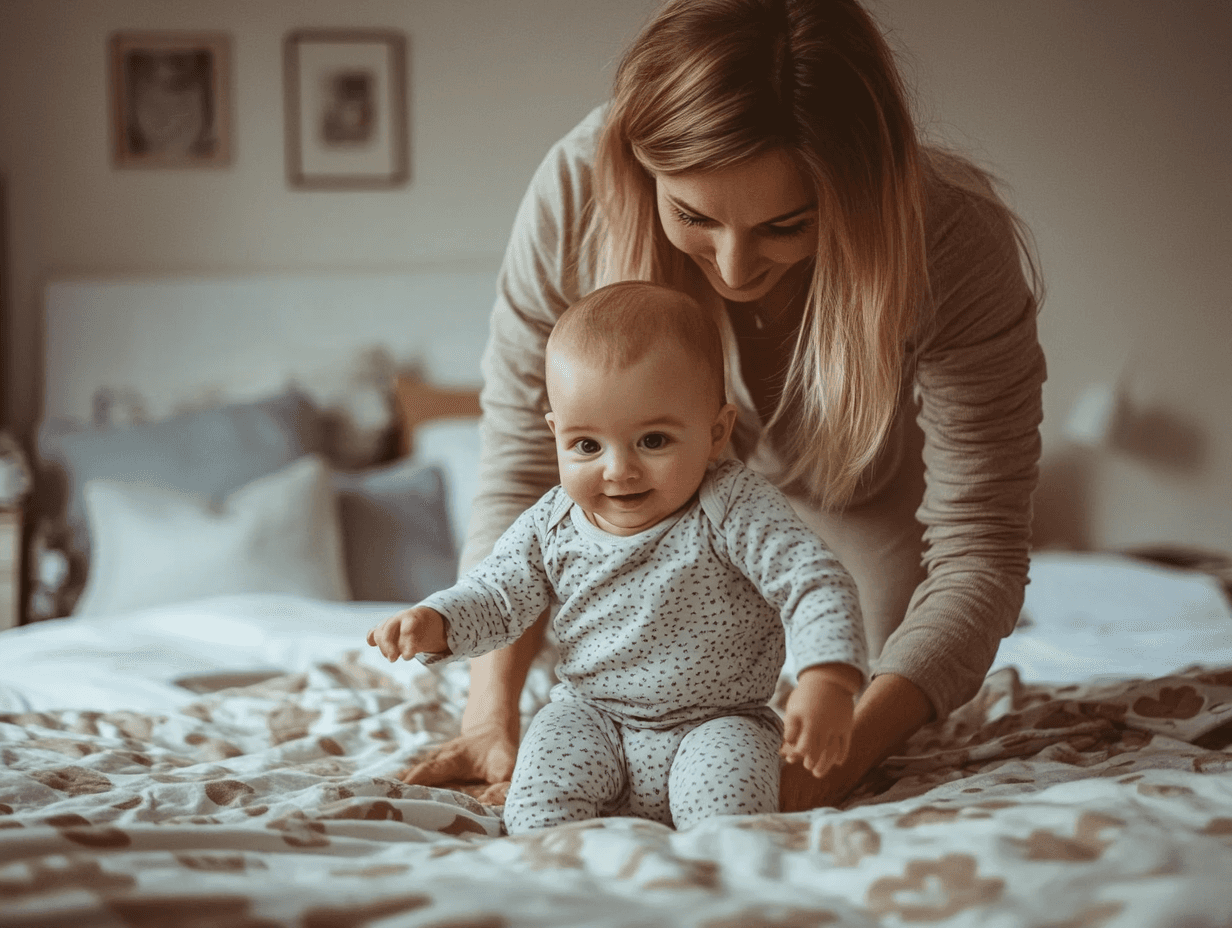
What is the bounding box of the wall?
[867,0,1232,553]
[0,0,657,424]
[1,0,1229,553]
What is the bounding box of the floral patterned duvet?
[3,646,1231,928]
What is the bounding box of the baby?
[368,281,866,833]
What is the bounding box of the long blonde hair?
[592,0,931,508]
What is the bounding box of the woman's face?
[654,148,818,303]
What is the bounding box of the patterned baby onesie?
[419,458,866,832]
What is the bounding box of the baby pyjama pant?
[502,697,782,834]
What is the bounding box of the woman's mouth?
[713,268,771,300]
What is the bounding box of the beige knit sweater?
[462,106,1045,718]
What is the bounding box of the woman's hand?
[399,719,518,804]
[399,608,551,803]
[367,606,448,662]
[780,672,934,811]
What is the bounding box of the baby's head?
[546,281,727,410]
[545,282,736,536]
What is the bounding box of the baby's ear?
[709,403,738,458]
[545,411,557,436]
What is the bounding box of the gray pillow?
[38,389,327,560]
[332,459,458,604]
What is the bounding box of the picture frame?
[109,31,231,169]
[283,30,409,190]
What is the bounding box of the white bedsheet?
[0,595,399,713]
[3,628,1230,927]
[992,551,1232,683]
[3,552,1227,714]
[2,554,1231,927]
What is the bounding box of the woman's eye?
[674,209,711,228]
[575,439,601,455]
[641,433,669,450]
[764,220,812,239]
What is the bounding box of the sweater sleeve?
[460,108,605,572]
[876,163,1046,717]
[419,495,559,659]
[708,463,868,679]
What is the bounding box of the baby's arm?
[706,465,868,778]
[780,662,863,778]
[367,606,449,662]
[369,491,558,662]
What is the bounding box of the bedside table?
[0,508,22,630]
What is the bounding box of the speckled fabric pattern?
[422,458,863,831]
[504,699,782,833]
[422,458,866,731]
[2,657,1231,926]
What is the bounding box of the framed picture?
[283,30,409,190]
[109,32,231,168]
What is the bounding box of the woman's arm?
[872,157,1045,720]
[780,671,933,810]
[783,164,1042,812]
[400,611,548,796]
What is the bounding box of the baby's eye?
[640,433,670,450]
[573,438,601,455]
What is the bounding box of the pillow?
[73,455,349,616]
[38,389,326,560]
[407,417,482,553]
[333,458,458,603]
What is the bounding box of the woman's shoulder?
[503,106,610,301]
[551,104,608,158]
[918,145,1039,343]
[532,104,609,190]
[921,146,1023,251]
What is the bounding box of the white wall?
[0,0,657,423]
[1,0,1229,553]
[869,0,1232,553]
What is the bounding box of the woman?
[407,0,1044,811]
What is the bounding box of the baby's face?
[545,342,734,536]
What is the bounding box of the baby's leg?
[668,711,782,830]
[502,699,624,834]
[619,725,690,827]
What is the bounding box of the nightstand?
[0,508,22,630]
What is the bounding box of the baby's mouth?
[608,489,651,505]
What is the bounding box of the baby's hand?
[366,606,448,662]
[780,663,861,778]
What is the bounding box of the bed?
[2,273,1231,928]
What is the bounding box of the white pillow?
[74,455,350,616]
[408,417,482,553]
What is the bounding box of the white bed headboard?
[42,264,499,424]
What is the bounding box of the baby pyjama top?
[420,459,866,730]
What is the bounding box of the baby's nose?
[603,448,640,481]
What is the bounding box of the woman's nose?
[714,233,758,289]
